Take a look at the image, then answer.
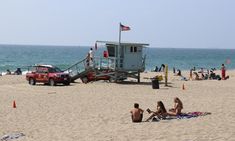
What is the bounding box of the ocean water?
[0,44,234,74]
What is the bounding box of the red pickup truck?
[26,65,70,86]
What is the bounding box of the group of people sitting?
[190,68,213,80]
[190,65,229,81]
[172,64,229,81]
[130,97,183,122]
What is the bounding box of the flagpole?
[119,22,121,46]
[118,22,122,69]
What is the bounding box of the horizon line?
[0,43,234,50]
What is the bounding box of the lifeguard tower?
[65,23,149,83]
[95,41,149,82]
[64,41,149,83]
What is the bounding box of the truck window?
[37,67,48,73]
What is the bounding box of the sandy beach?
[0,71,235,141]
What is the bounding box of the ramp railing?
[64,58,90,81]
[93,57,117,70]
[64,56,120,81]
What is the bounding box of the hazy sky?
[0,0,234,48]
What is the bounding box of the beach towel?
[176,112,211,119]
[1,133,25,141]
[151,112,211,121]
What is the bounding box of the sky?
[0,0,234,48]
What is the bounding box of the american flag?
[120,24,131,31]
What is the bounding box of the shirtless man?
[130,103,144,122]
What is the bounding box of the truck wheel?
[109,77,115,83]
[81,77,88,84]
[29,78,36,85]
[49,79,56,86]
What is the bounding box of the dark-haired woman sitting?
[168,97,183,116]
[145,101,168,121]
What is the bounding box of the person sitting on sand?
[198,68,206,80]
[145,101,167,121]
[6,69,11,75]
[154,66,159,72]
[130,103,144,122]
[14,68,22,75]
[158,64,165,72]
[193,72,202,80]
[209,70,219,80]
[209,70,215,79]
[174,69,187,81]
[176,69,181,76]
[168,97,183,116]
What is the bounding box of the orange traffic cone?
[182,84,185,90]
[13,100,16,108]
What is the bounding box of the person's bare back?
[130,103,144,122]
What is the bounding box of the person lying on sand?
[130,103,144,122]
[168,97,183,116]
[145,101,167,122]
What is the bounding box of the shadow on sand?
[116,81,174,87]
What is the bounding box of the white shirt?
[89,50,93,58]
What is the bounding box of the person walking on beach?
[130,103,144,122]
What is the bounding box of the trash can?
[152,79,159,89]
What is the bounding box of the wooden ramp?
[64,58,93,82]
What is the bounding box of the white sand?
[0,71,235,141]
